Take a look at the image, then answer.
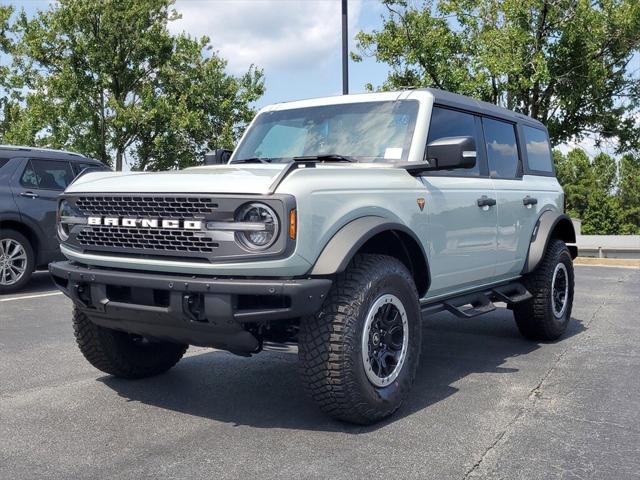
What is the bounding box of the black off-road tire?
[72,306,188,378]
[299,254,422,425]
[514,239,574,341]
[0,229,35,293]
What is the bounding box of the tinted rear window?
[21,159,75,190]
[483,118,520,179]
[522,126,553,172]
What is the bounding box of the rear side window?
[426,107,481,176]
[0,158,9,170]
[522,126,553,173]
[483,118,520,179]
[20,159,74,190]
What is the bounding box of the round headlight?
[57,200,83,242]
[234,202,279,250]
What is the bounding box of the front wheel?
[72,306,188,379]
[299,254,422,424]
[514,239,574,341]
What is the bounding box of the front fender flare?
[310,216,428,278]
[523,211,577,274]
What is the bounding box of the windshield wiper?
[292,154,355,163]
[230,157,272,164]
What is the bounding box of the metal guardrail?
[576,235,640,259]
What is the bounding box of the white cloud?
[169,0,362,75]
[557,136,618,157]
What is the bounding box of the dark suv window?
[0,158,9,170]
[522,125,553,173]
[483,118,520,179]
[20,159,74,190]
[426,107,481,176]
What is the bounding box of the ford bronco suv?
[50,89,577,424]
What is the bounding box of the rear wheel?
[72,306,187,378]
[0,230,34,293]
[299,254,422,424]
[514,239,574,341]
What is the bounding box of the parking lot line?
[0,291,63,303]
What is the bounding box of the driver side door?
[420,106,498,299]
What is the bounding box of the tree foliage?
[0,0,264,170]
[355,0,640,150]
[554,148,639,234]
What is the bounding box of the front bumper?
[49,261,331,352]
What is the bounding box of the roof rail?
[0,144,84,157]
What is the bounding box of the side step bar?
[422,281,532,319]
[443,293,496,318]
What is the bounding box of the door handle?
[477,195,496,207]
[20,191,39,199]
[523,196,538,206]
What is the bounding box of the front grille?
[77,226,218,253]
[75,196,218,218]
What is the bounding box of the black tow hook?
[183,293,207,322]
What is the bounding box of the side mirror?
[425,136,476,170]
[204,148,232,165]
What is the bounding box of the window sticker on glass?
[384,147,403,160]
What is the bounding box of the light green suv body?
[51,89,577,424]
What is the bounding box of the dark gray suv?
[0,146,107,292]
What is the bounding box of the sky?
[6,0,639,157]
[166,0,390,107]
[10,0,390,108]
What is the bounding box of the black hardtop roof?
[0,145,97,162]
[421,88,547,130]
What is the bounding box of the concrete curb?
[574,257,640,268]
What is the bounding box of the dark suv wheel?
[514,239,574,341]
[299,254,422,424]
[0,229,35,293]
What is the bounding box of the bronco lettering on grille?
[86,217,203,230]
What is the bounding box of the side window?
[483,118,520,179]
[0,158,9,170]
[426,107,481,176]
[22,159,75,190]
[20,160,39,188]
[522,125,553,173]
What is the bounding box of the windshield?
[232,100,419,163]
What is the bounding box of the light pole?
[342,0,349,95]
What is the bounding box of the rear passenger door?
[483,118,537,278]
[420,107,498,299]
[11,159,75,258]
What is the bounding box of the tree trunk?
[115,149,123,171]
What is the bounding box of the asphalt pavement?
[1,266,639,479]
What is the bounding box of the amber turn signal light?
[289,209,297,240]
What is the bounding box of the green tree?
[4,0,263,170]
[0,5,12,87]
[553,148,640,235]
[0,5,22,137]
[553,148,595,220]
[355,0,640,150]
[617,154,640,233]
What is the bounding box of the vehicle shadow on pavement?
[100,308,586,433]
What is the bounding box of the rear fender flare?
[523,211,577,274]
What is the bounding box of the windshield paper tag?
[384,147,403,160]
